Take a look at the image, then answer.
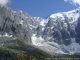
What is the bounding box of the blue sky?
[8,0,77,18]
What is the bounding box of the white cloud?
[0,0,10,6]
[64,0,80,6]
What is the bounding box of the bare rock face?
[0,6,32,43]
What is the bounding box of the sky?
[1,0,80,18]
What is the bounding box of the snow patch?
[25,17,28,18]
[50,13,64,19]
[31,34,44,46]
[31,34,66,54]
[4,33,12,37]
[20,20,23,25]
[20,10,22,13]
[63,23,68,28]
[40,19,45,26]
[63,38,80,54]
[13,11,17,13]
[0,33,12,37]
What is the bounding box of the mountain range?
[0,5,80,56]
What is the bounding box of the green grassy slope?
[0,39,49,60]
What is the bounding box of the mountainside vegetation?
[0,38,49,60]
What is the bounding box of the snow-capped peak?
[31,8,80,55]
[49,8,80,19]
[47,8,80,28]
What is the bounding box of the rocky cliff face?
[0,6,32,43]
[0,6,80,55]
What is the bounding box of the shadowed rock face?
[0,5,80,54]
[0,6,32,43]
[76,17,80,43]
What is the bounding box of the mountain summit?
[32,7,80,55]
[0,6,80,55]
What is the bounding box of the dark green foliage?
[0,38,48,60]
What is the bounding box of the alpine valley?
[0,5,80,59]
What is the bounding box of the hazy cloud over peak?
[64,0,80,6]
[0,0,10,6]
